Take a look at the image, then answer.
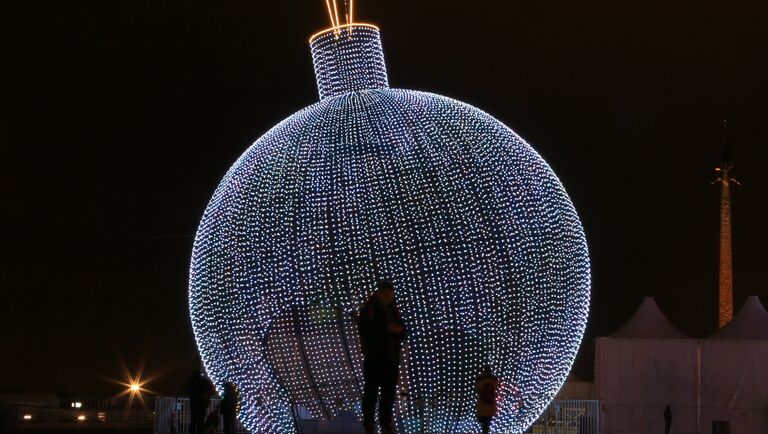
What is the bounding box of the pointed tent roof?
[610,297,688,339]
[709,296,768,340]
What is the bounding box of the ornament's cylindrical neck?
[309,24,389,100]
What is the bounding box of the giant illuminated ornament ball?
[189,9,590,434]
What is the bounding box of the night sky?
[2,0,767,396]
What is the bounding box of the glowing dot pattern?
[190,25,590,434]
[310,25,389,100]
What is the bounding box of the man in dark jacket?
[475,366,498,434]
[187,369,215,434]
[220,381,239,434]
[357,280,407,434]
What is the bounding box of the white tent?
[708,295,768,340]
[700,296,768,434]
[597,296,768,434]
[596,297,699,434]
[609,297,689,339]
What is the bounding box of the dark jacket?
[220,385,238,417]
[357,295,407,361]
[187,374,215,410]
[475,373,499,417]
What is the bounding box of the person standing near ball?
[475,365,499,434]
[357,280,407,434]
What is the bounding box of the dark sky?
[2,0,767,396]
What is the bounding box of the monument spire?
[714,120,739,327]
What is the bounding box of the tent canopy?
[610,297,688,339]
[709,295,768,340]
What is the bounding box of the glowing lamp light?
[113,368,155,408]
[190,21,590,434]
[22,414,32,421]
[77,414,87,422]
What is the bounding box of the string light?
[190,24,590,434]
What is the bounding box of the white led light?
[190,25,590,434]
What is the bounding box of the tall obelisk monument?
[714,120,738,327]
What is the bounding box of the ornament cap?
[309,24,389,100]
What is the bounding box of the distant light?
[77,414,86,421]
[71,401,82,409]
[127,380,145,398]
[23,414,32,421]
[114,370,154,406]
[97,412,107,421]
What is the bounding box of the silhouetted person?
[187,369,215,434]
[357,280,407,434]
[475,366,498,434]
[201,407,220,434]
[220,382,239,434]
[664,405,672,434]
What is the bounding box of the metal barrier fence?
[57,397,155,410]
[153,398,601,434]
[10,398,154,429]
[154,397,249,434]
[527,400,600,434]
